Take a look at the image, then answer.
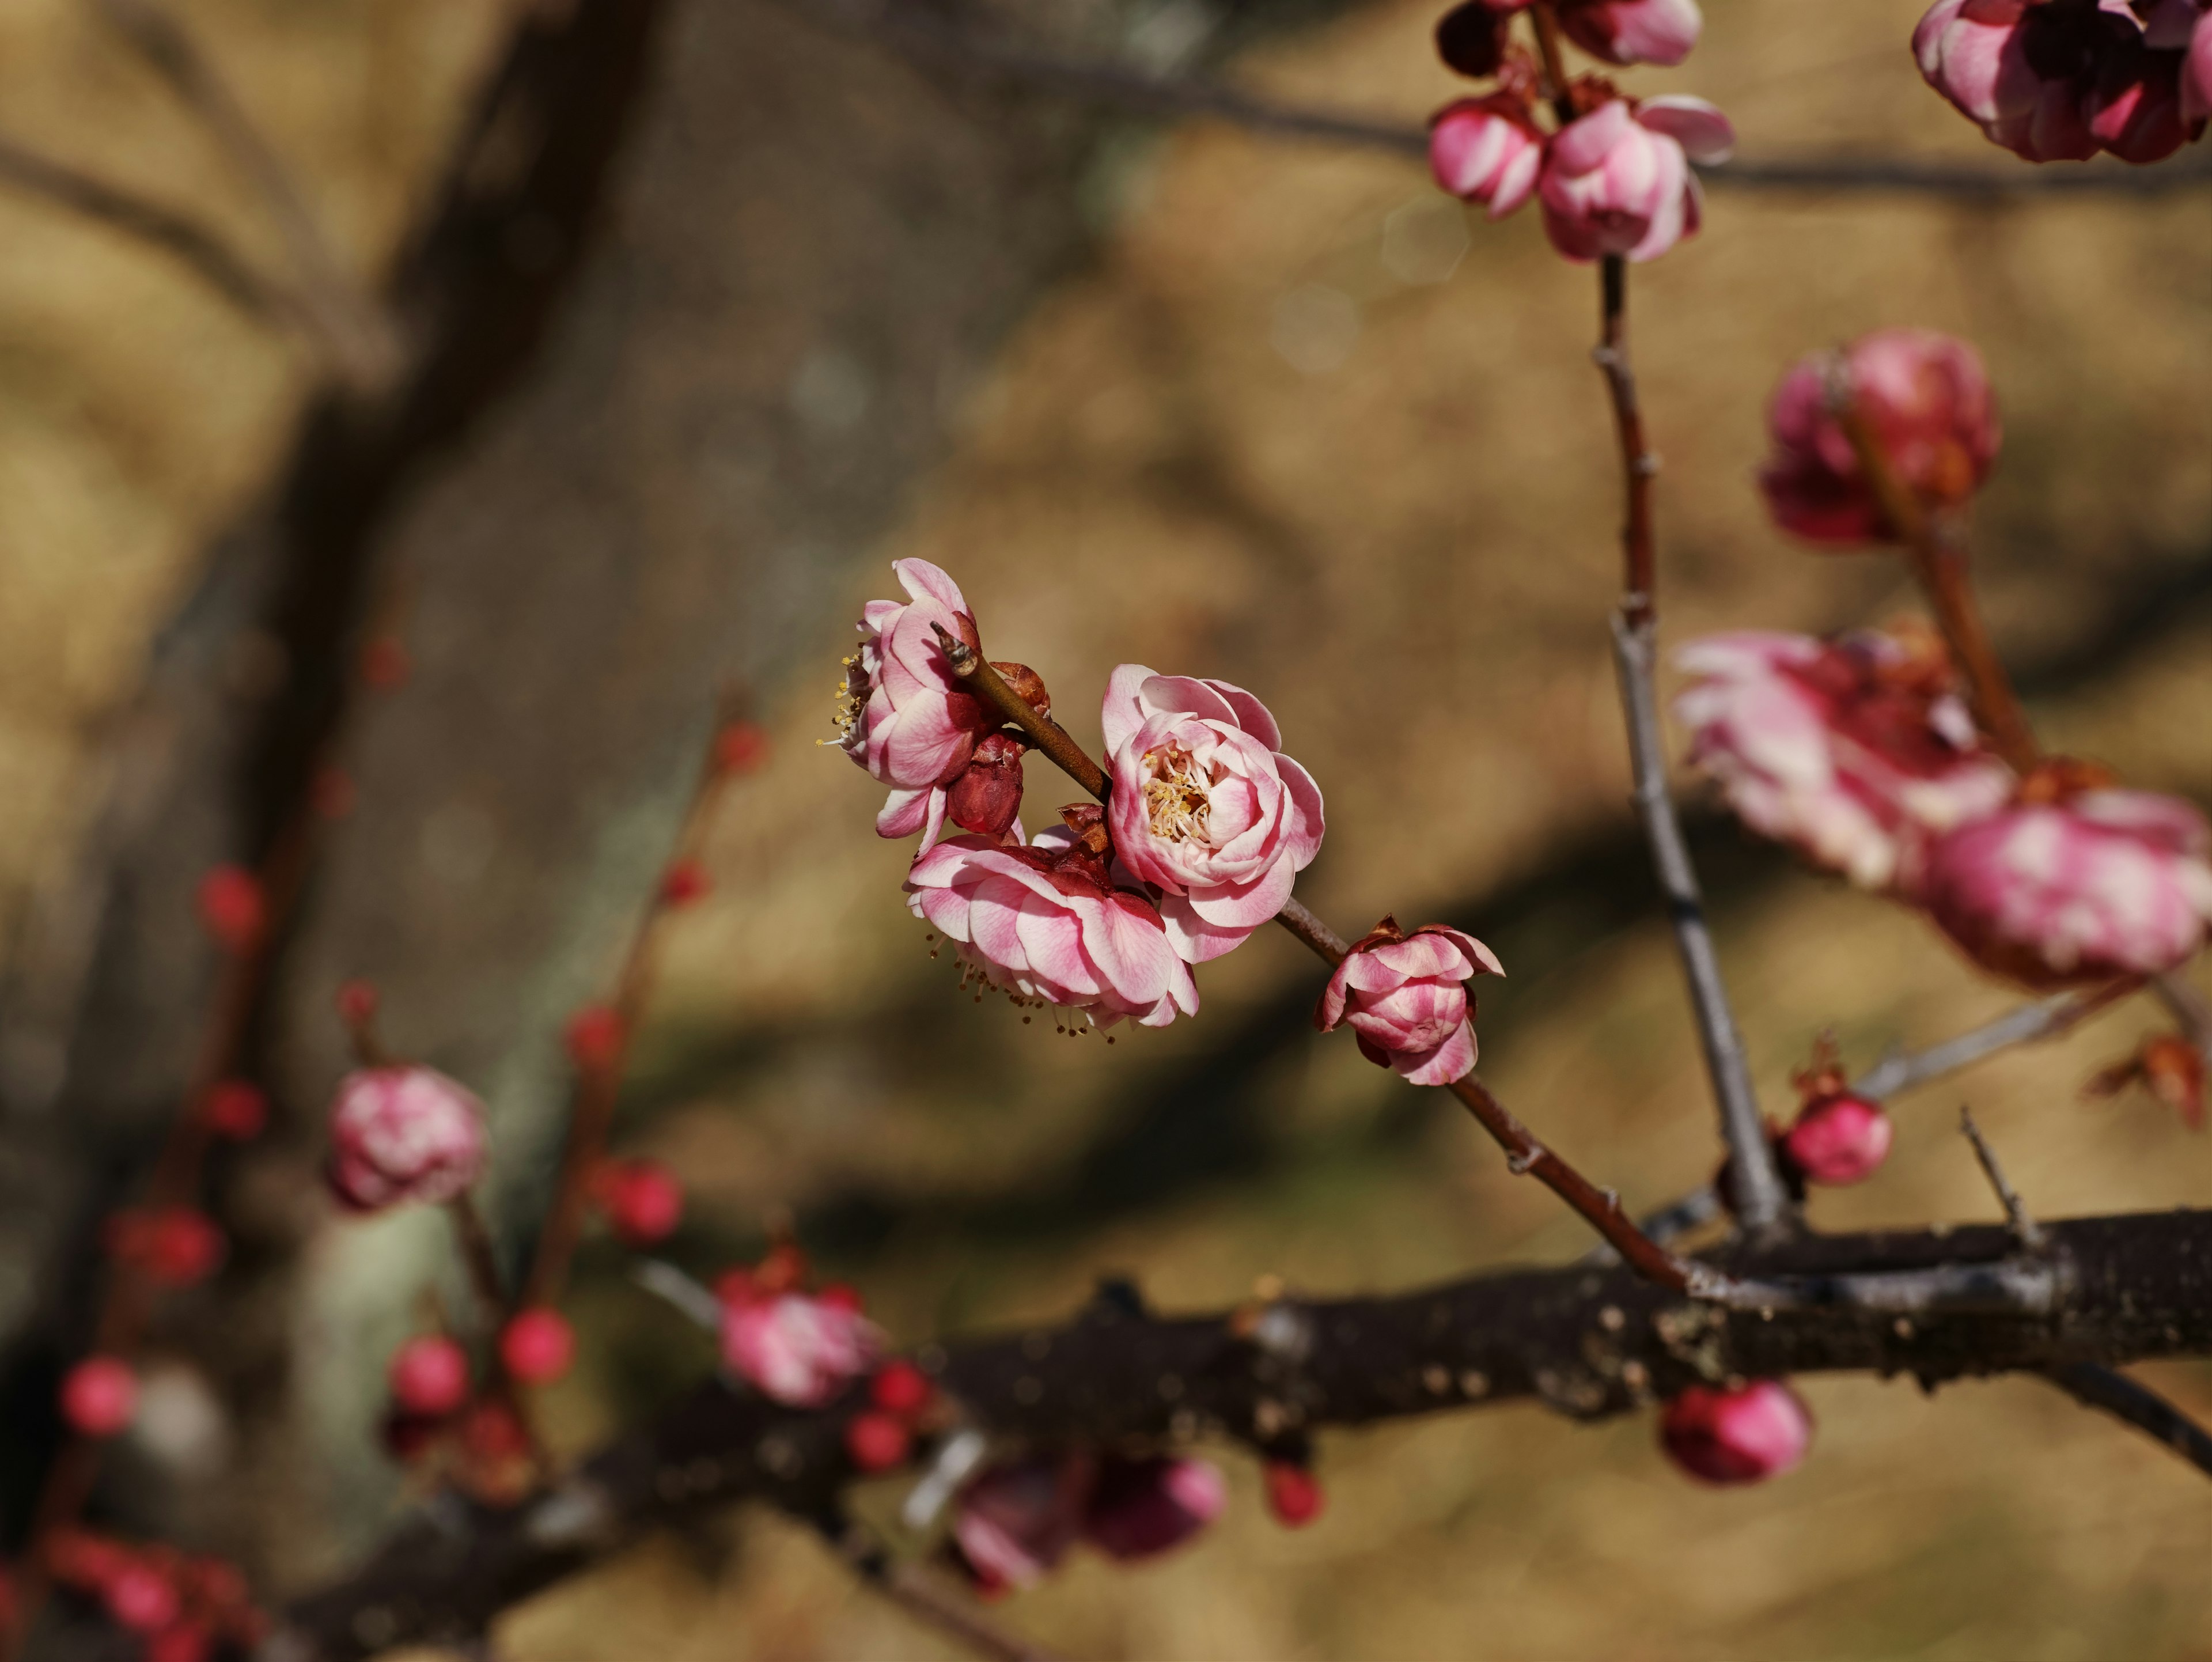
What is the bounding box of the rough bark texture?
[272,1208,2212,1659]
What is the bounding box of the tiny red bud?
[104,1562,179,1632]
[843,1410,911,1472]
[388,1335,471,1418]
[598,1160,684,1247]
[660,859,711,907]
[1262,1460,1324,1527]
[195,866,264,951]
[1780,1093,1893,1187]
[203,1079,268,1140]
[714,721,771,774]
[563,1004,626,1073]
[869,1360,933,1417]
[499,1309,575,1386]
[335,979,380,1027]
[60,1356,138,1437]
[107,1208,225,1288]
[459,1400,531,1463]
[358,636,410,691]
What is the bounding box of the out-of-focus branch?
[2045,1362,2212,1480]
[274,1208,2212,1659]
[806,0,2212,197]
[96,0,399,389]
[1852,980,2138,1101]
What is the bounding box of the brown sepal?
[991,660,1050,720]
[1349,915,1407,955]
[1790,1031,1850,1105]
[2086,1033,2205,1131]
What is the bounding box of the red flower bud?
[104,1562,179,1632]
[335,979,380,1027]
[869,1360,933,1417]
[388,1335,471,1418]
[459,1400,531,1463]
[596,1160,685,1246]
[106,1208,225,1288]
[1660,1380,1813,1484]
[563,1005,626,1073]
[60,1356,138,1437]
[1262,1460,1324,1527]
[715,721,772,774]
[147,1623,214,1662]
[944,731,1028,840]
[195,866,264,952]
[843,1410,911,1472]
[1780,1093,1893,1187]
[499,1309,575,1386]
[660,859,710,907]
[204,1079,268,1141]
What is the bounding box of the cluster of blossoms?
[1915,0,2210,164]
[45,1530,265,1661]
[1426,0,1734,264]
[1679,328,2212,993]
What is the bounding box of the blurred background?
[0,0,2207,1656]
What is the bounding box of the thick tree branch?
[271,1208,2212,1659]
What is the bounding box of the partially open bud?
[104,1562,180,1632]
[1429,93,1544,219]
[1760,329,1999,546]
[2086,1032,2206,1130]
[1315,917,1503,1085]
[1537,97,1735,264]
[326,1066,488,1212]
[1660,1380,1812,1484]
[1083,1457,1226,1561]
[1922,786,2212,986]
[1554,0,1703,67]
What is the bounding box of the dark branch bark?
[271,1207,2212,1659]
[2044,1362,2212,1479]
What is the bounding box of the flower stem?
[933,625,1110,800]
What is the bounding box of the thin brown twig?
[934,626,1109,800]
[1852,979,2140,1101]
[96,0,397,389]
[1527,3,1580,126]
[1826,383,2038,771]
[1959,1105,2046,1250]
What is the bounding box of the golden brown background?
[0,0,2207,1656]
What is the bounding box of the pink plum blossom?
[1921,788,2212,985]
[1781,1092,1895,1186]
[326,1066,488,1212]
[1674,631,2014,894]
[1430,93,1544,218]
[906,809,1200,1029]
[1660,1381,1813,1484]
[1315,918,1505,1086]
[1536,97,1735,264]
[1555,0,1704,66]
[718,1287,881,1407]
[1759,329,2000,546]
[1101,668,1324,964]
[1914,0,2203,162]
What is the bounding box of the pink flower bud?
[1922,789,2212,985]
[1429,94,1544,219]
[104,1561,180,1632]
[718,1289,881,1407]
[906,812,1202,1031]
[1554,0,1703,66]
[1660,1380,1813,1484]
[1537,97,1735,264]
[1102,666,1324,963]
[499,1309,575,1385]
[843,1410,911,1472]
[1673,629,2013,893]
[594,1160,684,1246]
[195,865,264,951]
[1315,918,1504,1085]
[1263,1459,1325,1526]
[60,1356,138,1437]
[387,1335,471,1417]
[325,1066,488,1212]
[203,1079,268,1141]
[1781,1093,1894,1186]
[1759,329,2000,545]
[870,1359,934,1416]
[1082,1457,1226,1561]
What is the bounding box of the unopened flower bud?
[660,859,711,906]
[105,1207,226,1288]
[1429,94,1544,219]
[1780,1093,1893,1186]
[195,865,264,951]
[1262,1459,1325,1527]
[715,720,772,774]
[500,1309,575,1386]
[869,1359,934,1416]
[204,1080,268,1141]
[1538,97,1734,264]
[843,1410,912,1472]
[1084,1457,1226,1561]
[335,979,380,1027]
[60,1357,138,1437]
[388,1335,471,1418]
[1659,1380,1812,1484]
[325,1066,487,1212]
[944,730,1028,840]
[563,1004,626,1073]
[104,1562,180,1632]
[1315,917,1503,1085]
[594,1160,684,1246]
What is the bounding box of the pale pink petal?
[892,558,969,615]
[1398,1020,1479,1085]
[1100,662,1158,761]
[1139,675,1241,729]
[1199,679,1283,749]
[1638,96,1736,163]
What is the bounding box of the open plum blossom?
[1537,97,1736,264]
[718,1284,880,1407]
[1922,786,2212,985]
[1101,668,1324,964]
[948,1454,1225,1595]
[1914,0,2204,163]
[906,808,1200,1029]
[326,1066,487,1211]
[1315,918,1504,1086]
[1673,630,2014,893]
[1760,330,2000,545]
[835,559,1044,847]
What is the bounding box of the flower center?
[1142,743,1213,845]
[830,654,870,751]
